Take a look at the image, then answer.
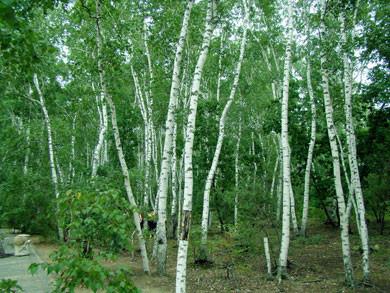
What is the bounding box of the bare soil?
[33,220,390,293]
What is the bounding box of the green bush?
[29,187,140,292]
[0,171,55,235]
[30,246,139,293]
[58,188,135,253]
[0,279,24,292]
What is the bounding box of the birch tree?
[319,0,354,286]
[176,1,215,291]
[300,60,316,237]
[234,112,242,227]
[91,58,108,178]
[94,0,150,273]
[33,73,63,240]
[340,2,370,282]
[155,0,194,276]
[277,0,293,281]
[199,0,248,260]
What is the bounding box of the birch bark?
[200,1,248,259]
[91,2,108,178]
[319,1,354,285]
[94,0,150,273]
[33,74,63,240]
[340,5,369,281]
[234,114,242,227]
[176,1,214,291]
[68,114,77,183]
[155,0,194,275]
[300,60,316,236]
[23,125,30,175]
[277,0,293,281]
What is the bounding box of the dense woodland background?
[0,0,389,292]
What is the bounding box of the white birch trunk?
[216,31,224,103]
[289,181,299,235]
[264,237,272,278]
[319,2,354,285]
[300,60,316,236]
[155,0,194,275]
[177,153,184,241]
[131,66,152,208]
[91,21,108,178]
[270,134,279,198]
[278,0,293,281]
[33,74,63,240]
[340,7,369,281]
[336,132,361,237]
[176,1,214,291]
[107,93,150,273]
[23,125,30,175]
[200,3,248,257]
[68,114,77,183]
[276,147,282,221]
[170,119,178,238]
[234,115,242,227]
[56,160,64,185]
[94,0,150,273]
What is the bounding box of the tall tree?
[300,59,317,237]
[199,0,248,261]
[340,2,370,282]
[93,0,150,273]
[176,1,215,291]
[319,0,354,286]
[155,0,194,276]
[278,0,293,281]
[33,74,63,240]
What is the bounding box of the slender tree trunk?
[68,114,77,183]
[56,160,64,185]
[94,0,150,273]
[264,237,272,278]
[270,134,279,198]
[33,74,63,240]
[170,120,178,239]
[23,125,30,175]
[91,81,108,178]
[277,0,293,281]
[336,132,361,237]
[131,66,152,208]
[216,31,224,103]
[234,114,242,227]
[289,181,299,235]
[300,61,316,236]
[155,0,194,275]
[320,2,354,285]
[340,6,369,282]
[91,11,109,178]
[199,1,248,260]
[276,146,282,222]
[107,93,150,273]
[176,1,214,291]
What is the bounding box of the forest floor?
[33,219,390,293]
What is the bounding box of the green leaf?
[28,263,40,275]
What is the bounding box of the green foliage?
[0,171,56,235]
[0,279,24,292]
[59,188,134,253]
[29,246,139,293]
[28,187,140,292]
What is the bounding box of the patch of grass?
[294,234,325,246]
